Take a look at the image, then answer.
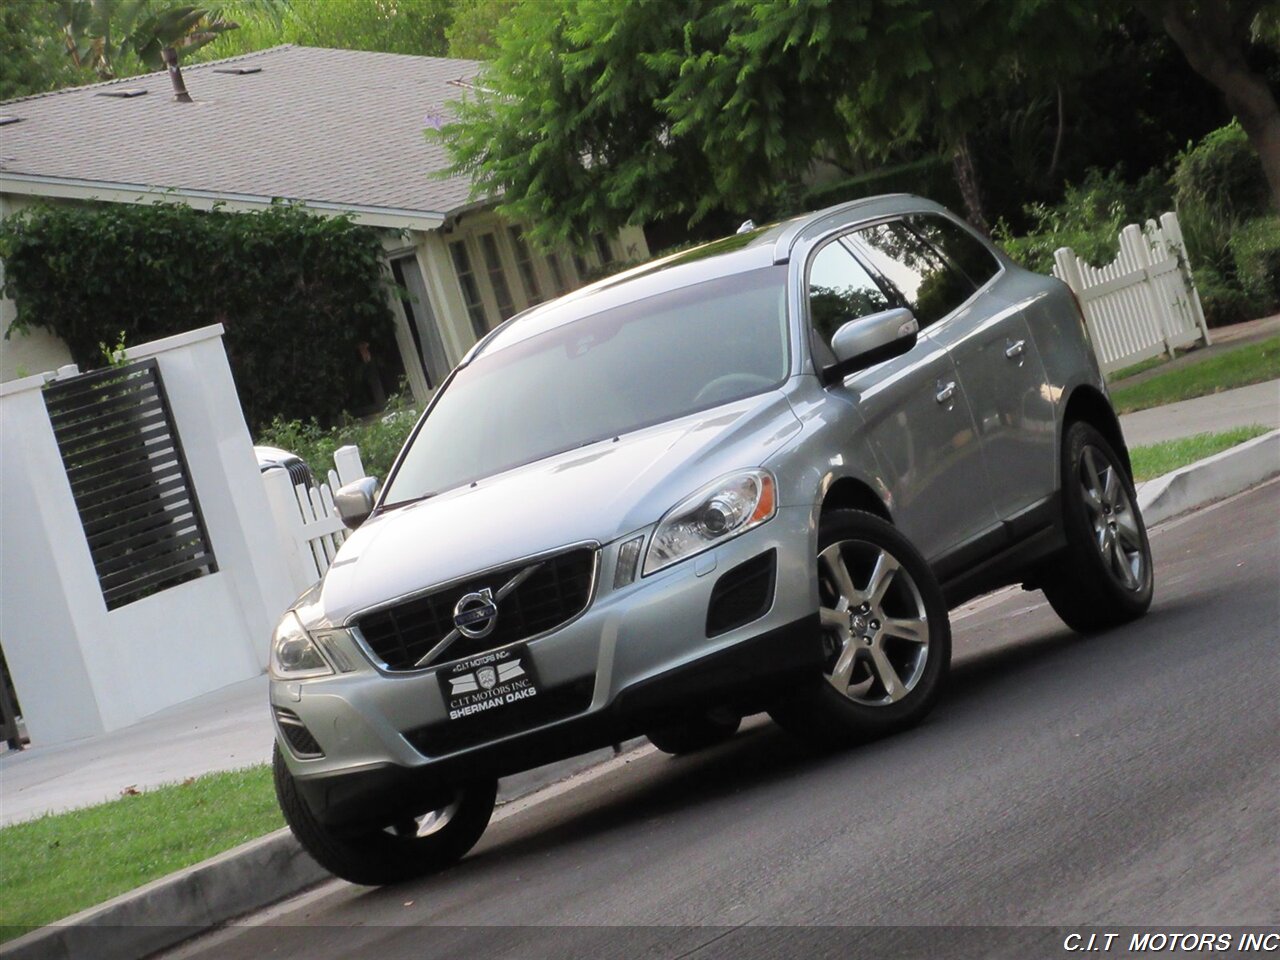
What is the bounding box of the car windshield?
[382,266,790,505]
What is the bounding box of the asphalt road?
[169,481,1280,960]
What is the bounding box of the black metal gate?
[43,359,218,610]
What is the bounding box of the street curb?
[0,829,326,960]
[0,737,646,960]
[1136,428,1280,526]
[6,437,1278,960]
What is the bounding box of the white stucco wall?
[0,325,296,745]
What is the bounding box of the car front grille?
[354,546,597,671]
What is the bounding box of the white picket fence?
[1052,211,1211,375]
[262,444,366,595]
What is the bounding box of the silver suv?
[270,196,1153,885]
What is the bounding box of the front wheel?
[770,509,951,747]
[273,744,496,886]
[1042,421,1153,633]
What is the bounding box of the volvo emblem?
[453,587,499,639]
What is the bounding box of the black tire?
[769,509,951,747]
[273,743,496,886]
[646,709,742,755]
[1043,421,1154,633]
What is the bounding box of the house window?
[593,233,614,266]
[390,255,450,389]
[507,227,543,306]
[546,252,568,296]
[449,241,488,338]
[479,233,516,321]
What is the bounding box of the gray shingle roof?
[0,45,484,219]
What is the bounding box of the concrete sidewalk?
[3,377,1279,825]
[1118,379,1280,447]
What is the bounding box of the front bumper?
[271,507,819,827]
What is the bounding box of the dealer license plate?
[437,644,541,721]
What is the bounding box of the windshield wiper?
[381,492,437,511]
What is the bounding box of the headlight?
[643,469,777,576]
[269,612,333,679]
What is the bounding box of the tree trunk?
[162,46,193,103]
[1153,1,1280,211]
[951,137,989,234]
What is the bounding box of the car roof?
[469,193,947,361]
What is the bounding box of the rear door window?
[846,221,975,329]
[905,214,1001,288]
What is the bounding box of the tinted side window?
[807,241,893,346]
[906,214,1000,288]
[848,221,974,328]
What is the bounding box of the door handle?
[935,381,956,405]
[1005,339,1026,359]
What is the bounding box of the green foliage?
[444,0,516,59]
[0,202,396,431]
[0,765,279,940]
[55,0,280,79]
[204,0,453,60]
[0,1,82,99]
[1172,121,1272,226]
[256,391,419,483]
[432,0,1104,246]
[993,167,1171,273]
[1172,123,1276,324]
[1229,216,1280,315]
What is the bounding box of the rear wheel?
[273,744,496,886]
[770,509,950,746]
[1043,421,1153,633]
[646,709,742,755]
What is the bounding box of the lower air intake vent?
[274,707,324,758]
[706,550,777,637]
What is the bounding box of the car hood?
[311,391,801,625]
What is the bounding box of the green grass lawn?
[1107,353,1171,383]
[1129,425,1272,482]
[1109,336,1280,414]
[0,765,279,942]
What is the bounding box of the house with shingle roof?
[0,44,648,401]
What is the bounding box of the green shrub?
[1229,216,1280,316]
[256,390,419,484]
[1172,121,1271,230]
[1171,122,1272,325]
[0,202,398,431]
[993,166,1171,273]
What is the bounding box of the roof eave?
[0,173,448,231]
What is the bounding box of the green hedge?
[0,202,397,430]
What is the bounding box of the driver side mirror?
[334,476,380,530]
[820,308,919,386]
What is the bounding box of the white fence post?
[261,445,365,592]
[262,468,320,595]
[333,445,366,487]
[1158,211,1212,346]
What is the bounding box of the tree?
[1136,0,1280,210]
[433,0,1101,244]
[445,0,518,59]
[207,0,454,60]
[1,1,82,100]
[56,0,281,100]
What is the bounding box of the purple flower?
[422,111,446,131]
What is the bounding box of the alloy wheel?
[817,540,930,705]
[1079,445,1145,592]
